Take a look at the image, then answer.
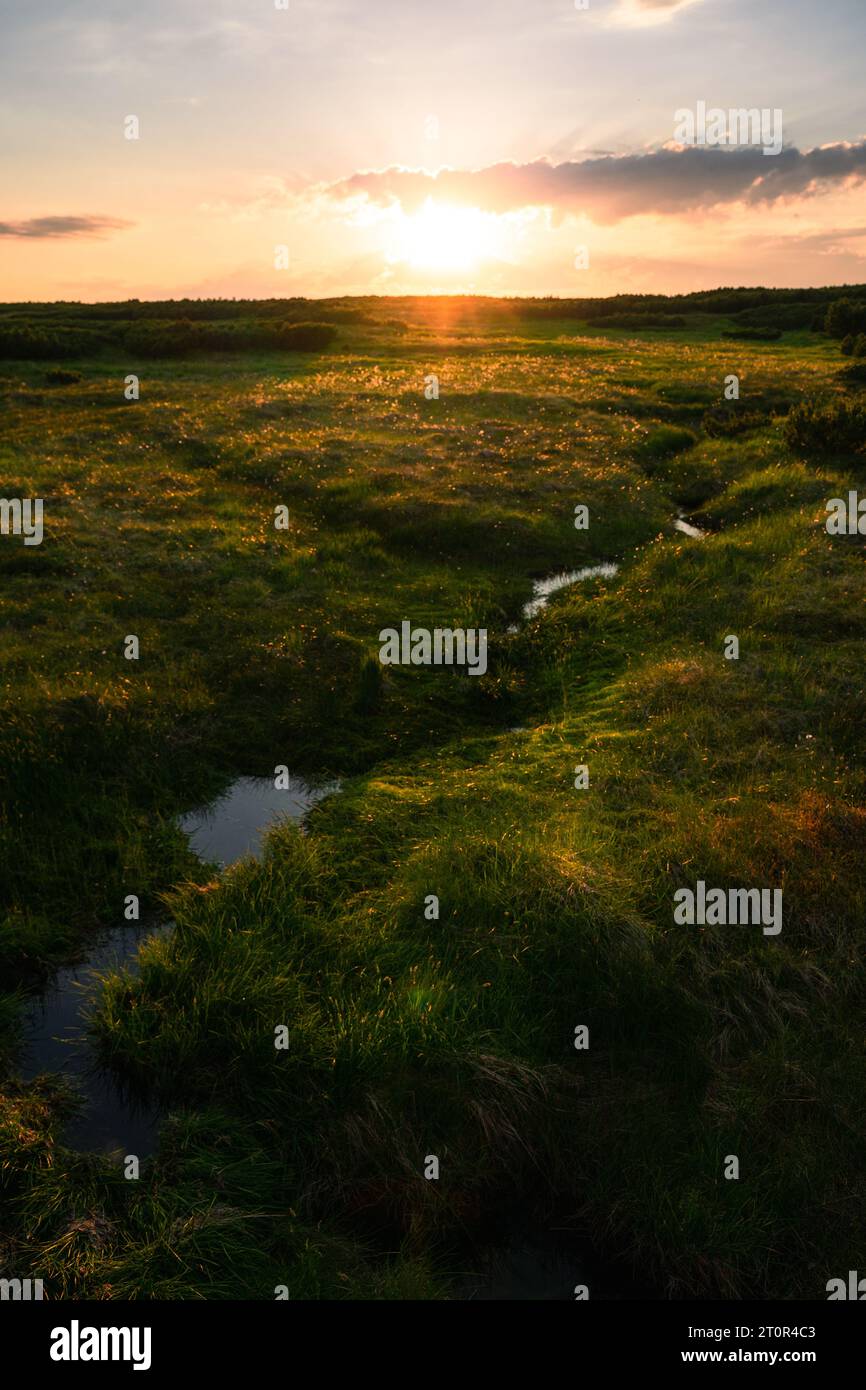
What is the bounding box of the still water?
[16,773,336,1154]
[179,775,339,867]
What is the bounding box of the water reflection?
[15,772,337,1154]
[179,775,339,867]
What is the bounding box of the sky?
[1,0,866,300]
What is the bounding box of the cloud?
[317,141,866,225]
[608,0,706,27]
[0,215,133,239]
[753,225,866,258]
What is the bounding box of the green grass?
[1,297,864,1299]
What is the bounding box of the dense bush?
[354,653,384,714]
[0,312,337,360]
[596,313,687,330]
[263,321,336,351]
[0,296,353,324]
[0,326,100,360]
[314,307,369,324]
[721,327,782,342]
[702,405,768,438]
[122,319,337,357]
[732,302,818,330]
[44,368,83,385]
[785,398,866,458]
[635,424,697,460]
[825,298,866,338]
[522,285,865,323]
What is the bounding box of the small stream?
[15,772,337,1155]
[13,685,662,1295]
[17,916,172,1153]
[522,563,620,620]
[11,770,655,1298]
[674,515,707,539]
[508,562,620,632]
[510,517,705,634]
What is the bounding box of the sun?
[388,198,504,272]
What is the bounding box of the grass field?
[2,294,865,1299]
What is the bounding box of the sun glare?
[389,198,504,272]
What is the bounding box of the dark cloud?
[323,141,866,225]
[0,215,133,239]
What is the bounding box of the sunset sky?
[2,0,866,301]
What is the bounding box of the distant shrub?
[824,298,866,338]
[732,302,818,331]
[170,435,216,468]
[720,327,782,342]
[840,361,866,386]
[355,653,384,715]
[636,425,697,460]
[518,286,866,325]
[122,319,336,357]
[314,307,368,324]
[785,398,866,458]
[122,323,188,357]
[702,405,768,438]
[598,313,687,330]
[262,321,336,351]
[44,368,84,385]
[837,332,866,363]
[0,326,98,360]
